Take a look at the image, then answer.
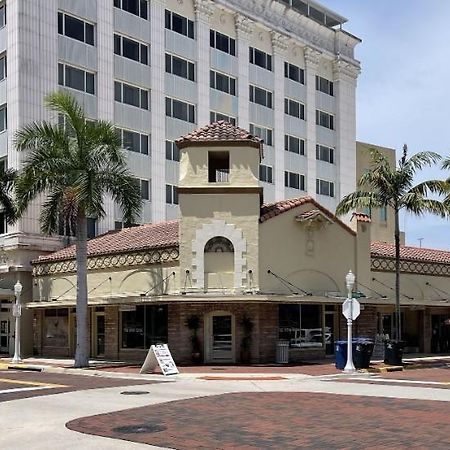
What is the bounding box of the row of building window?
[58,12,94,46]
[114,34,148,65]
[114,0,148,20]
[116,128,150,155]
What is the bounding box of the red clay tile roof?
[371,242,450,264]
[34,220,179,263]
[175,121,263,149]
[259,196,356,235]
[352,212,371,223]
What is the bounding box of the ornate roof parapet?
[271,31,289,54]
[194,0,214,22]
[371,256,450,278]
[304,46,321,68]
[234,13,254,37]
[333,56,361,81]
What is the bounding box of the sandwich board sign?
[140,344,179,376]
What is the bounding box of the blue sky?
[322,0,450,249]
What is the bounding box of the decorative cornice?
[371,256,450,277]
[217,0,359,60]
[271,31,289,54]
[304,46,321,67]
[33,247,179,276]
[333,57,361,80]
[234,13,254,37]
[194,0,214,21]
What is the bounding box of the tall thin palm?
[0,167,17,224]
[14,91,142,367]
[336,145,447,341]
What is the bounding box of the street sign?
[12,304,22,318]
[342,298,360,320]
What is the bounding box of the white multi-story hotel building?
[0,0,361,356]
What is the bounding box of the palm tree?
[336,145,448,342]
[14,91,142,367]
[0,167,17,225]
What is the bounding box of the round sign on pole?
[342,298,360,320]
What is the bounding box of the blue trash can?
[335,340,348,369]
[335,338,374,370]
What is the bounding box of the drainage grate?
[113,424,166,434]
[120,391,150,395]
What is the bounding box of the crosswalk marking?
[0,377,67,388]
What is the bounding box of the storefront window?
[43,309,69,348]
[121,305,168,349]
[279,304,324,348]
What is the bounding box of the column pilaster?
[304,47,321,198]
[271,32,289,201]
[235,14,253,130]
[150,0,167,223]
[194,0,214,127]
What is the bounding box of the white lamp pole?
[12,280,23,363]
[344,270,356,372]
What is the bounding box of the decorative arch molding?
[192,220,247,290]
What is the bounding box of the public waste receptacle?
[384,340,405,365]
[276,340,289,364]
[353,338,374,369]
[335,340,349,369]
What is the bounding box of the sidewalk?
[2,354,450,378]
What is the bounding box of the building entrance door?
[206,312,234,363]
[93,313,105,358]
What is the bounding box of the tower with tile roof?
[175,121,263,293]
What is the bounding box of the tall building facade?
[0,0,361,356]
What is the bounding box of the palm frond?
[336,191,384,216]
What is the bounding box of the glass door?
[211,313,233,363]
[0,315,9,354]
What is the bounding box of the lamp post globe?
[12,280,23,364]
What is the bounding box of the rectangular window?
[165,97,195,123]
[316,144,334,164]
[249,123,273,146]
[133,178,150,200]
[121,305,168,349]
[115,81,149,109]
[58,63,95,94]
[0,105,6,132]
[249,85,273,109]
[210,111,236,126]
[284,62,304,84]
[259,164,273,184]
[114,0,148,19]
[114,34,148,65]
[379,206,388,222]
[316,178,335,197]
[249,47,272,71]
[0,211,6,234]
[210,70,236,95]
[118,128,149,155]
[87,218,97,239]
[316,110,334,130]
[165,10,194,39]
[165,53,195,81]
[58,12,95,46]
[284,98,305,119]
[165,184,179,205]
[284,135,305,155]
[208,151,229,183]
[0,55,5,81]
[210,30,235,56]
[316,75,334,96]
[285,171,305,190]
[165,140,180,161]
[0,4,5,28]
[279,304,323,348]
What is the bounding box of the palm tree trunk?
[74,210,89,368]
[394,208,401,342]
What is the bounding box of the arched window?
[204,237,234,253]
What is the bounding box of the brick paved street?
[67,390,450,449]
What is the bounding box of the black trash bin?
[384,340,405,365]
[354,338,374,369]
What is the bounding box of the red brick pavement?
[382,367,450,382]
[66,392,450,449]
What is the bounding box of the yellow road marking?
[0,377,67,388]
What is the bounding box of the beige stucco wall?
[356,141,396,243]
[33,263,179,304]
[258,203,370,296]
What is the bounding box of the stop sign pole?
[342,270,359,372]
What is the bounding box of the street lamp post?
[344,270,356,372]
[12,280,23,363]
